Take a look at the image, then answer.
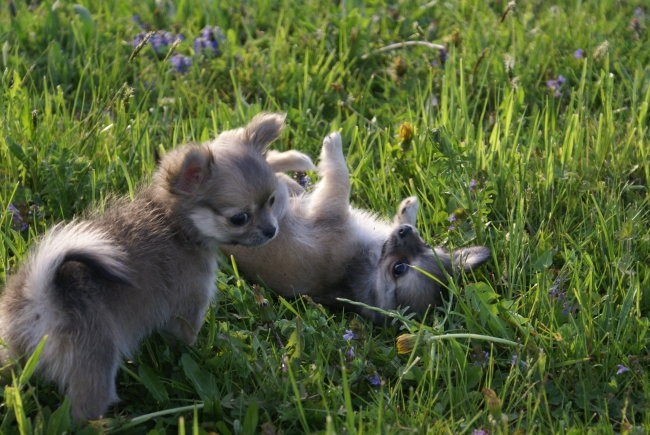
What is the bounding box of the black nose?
[398,225,413,238]
[262,226,277,239]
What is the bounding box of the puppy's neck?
[139,185,217,251]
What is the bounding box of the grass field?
[1,0,649,433]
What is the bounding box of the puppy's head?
[377,224,490,317]
[156,112,289,246]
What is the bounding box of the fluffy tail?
[23,221,132,302]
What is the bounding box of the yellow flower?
[395,333,417,354]
[399,122,415,144]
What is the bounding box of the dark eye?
[268,195,275,206]
[229,212,250,226]
[392,261,409,277]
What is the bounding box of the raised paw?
[320,131,345,165]
[266,150,316,173]
[394,196,419,226]
[323,131,342,154]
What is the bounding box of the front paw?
[323,131,342,153]
[320,131,344,164]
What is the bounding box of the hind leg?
[393,196,419,226]
[307,132,350,220]
[42,329,120,422]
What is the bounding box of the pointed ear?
[453,246,490,272]
[244,112,286,153]
[169,147,213,195]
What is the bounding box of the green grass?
[1,0,649,433]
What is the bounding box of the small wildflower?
[368,372,381,387]
[549,276,565,297]
[548,275,578,316]
[616,364,630,375]
[395,333,417,355]
[169,54,192,73]
[346,346,355,360]
[8,204,28,232]
[472,429,489,435]
[573,48,584,59]
[132,30,183,55]
[469,179,478,190]
[447,225,455,231]
[546,76,565,98]
[472,349,490,368]
[398,122,415,144]
[438,47,448,65]
[447,213,457,223]
[510,353,528,369]
[294,171,311,190]
[343,329,356,341]
[193,25,225,57]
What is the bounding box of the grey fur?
[0,112,289,421]
[221,131,490,322]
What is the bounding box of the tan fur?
[221,131,490,322]
[0,112,292,421]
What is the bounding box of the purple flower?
[131,32,146,47]
[193,25,225,57]
[549,276,577,316]
[447,213,457,223]
[616,364,630,375]
[546,77,563,98]
[343,329,356,341]
[573,49,584,59]
[473,350,490,368]
[346,346,355,360]
[469,179,478,190]
[439,47,448,65]
[8,204,28,232]
[132,30,183,54]
[169,54,192,73]
[295,171,311,189]
[472,429,489,435]
[510,353,528,369]
[368,372,381,387]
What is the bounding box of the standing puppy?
[0,113,291,421]
[221,131,490,322]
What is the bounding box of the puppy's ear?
[168,146,213,195]
[244,112,286,153]
[453,246,490,272]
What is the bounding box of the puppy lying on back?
[0,113,294,422]
[222,131,490,322]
